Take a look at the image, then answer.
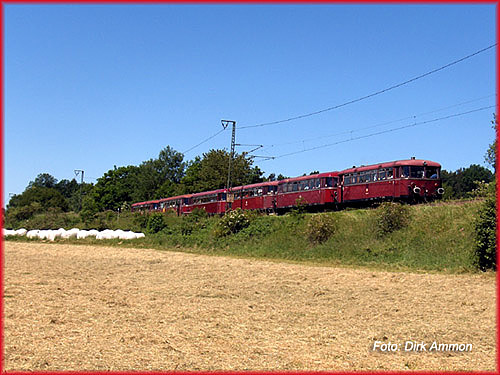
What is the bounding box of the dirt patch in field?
[3,241,496,371]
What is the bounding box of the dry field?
[3,241,496,371]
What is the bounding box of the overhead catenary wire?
[259,93,497,150]
[239,43,497,130]
[259,105,496,161]
[183,128,227,154]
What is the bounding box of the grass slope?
[5,200,482,274]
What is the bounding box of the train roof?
[131,199,160,207]
[278,171,338,184]
[231,180,279,191]
[189,188,227,198]
[341,159,441,174]
[158,194,192,202]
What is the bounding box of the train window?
[379,169,386,180]
[326,177,333,187]
[425,167,439,179]
[314,178,320,189]
[292,182,298,192]
[401,166,410,178]
[387,169,393,179]
[410,166,425,179]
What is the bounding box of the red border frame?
[0,2,498,374]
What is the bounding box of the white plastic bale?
[27,230,39,239]
[15,228,27,236]
[3,229,14,236]
[87,229,99,237]
[135,232,145,239]
[77,230,89,239]
[37,230,49,240]
[46,230,57,241]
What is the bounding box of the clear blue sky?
[4,4,497,205]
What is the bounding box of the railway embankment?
[5,199,487,273]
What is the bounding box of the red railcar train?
[131,158,444,215]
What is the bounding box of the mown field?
[4,241,495,371]
[6,200,485,273]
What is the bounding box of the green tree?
[28,173,58,189]
[484,114,497,172]
[7,186,69,213]
[93,165,141,211]
[441,164,493,199]
[179,150,264,193]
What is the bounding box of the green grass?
[5,200,484,274]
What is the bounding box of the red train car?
[131,199,161,212]
[276,172,340,211]
[230,181,279,213]
[158,194,192,215]
[182,188,227,215]
[131,158,444,216]
[340,159,443,203]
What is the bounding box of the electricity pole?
[74,169,84,211]
[221,120,236,210]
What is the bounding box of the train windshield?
[425,167,439,179]
[401,165,439,179]
[410,166,425,179]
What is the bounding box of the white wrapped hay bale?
[87,229,99,237]
[26,230,39,239]
[117,230,134,240]
[37,230,49,240]
[61,228,79,239]
[3,229,16,237]
[46,230,57,242]
[135,232,145,239]
[15,228,27,236]
[96,229,115,240]
[77,230,90,239]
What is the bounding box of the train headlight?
[413,186,421,194]
[437,188,444,195]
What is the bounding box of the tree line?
[6,147,287,224]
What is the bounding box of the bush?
[133,212,150,230]
[180,209,208,235]
[375,202,411,236]
[214,208,251,237]
[305,214,336,244]
[146,213,166,234]
[474,196,496,271]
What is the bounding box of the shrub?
[214,208,251,237]
[305,214,336,244]
[190,207,208,220]
[177,208,209,235]
[146,213,166,234]
[290,197,307,216]
[133,212,150,230]
[375,202,411,236]
[474,196,496,271]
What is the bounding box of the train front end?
[395,160,444,201]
